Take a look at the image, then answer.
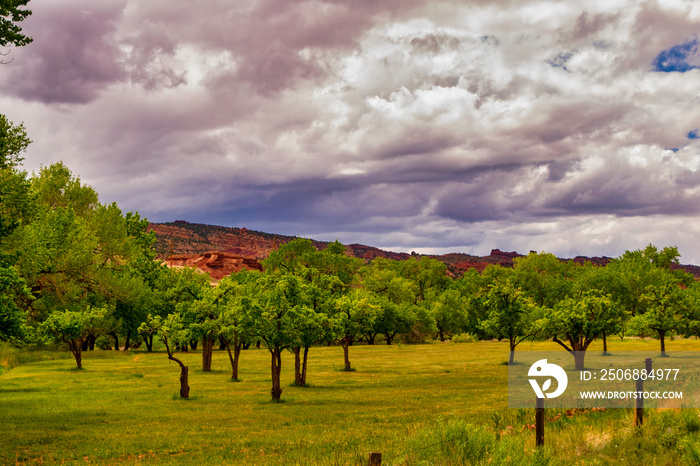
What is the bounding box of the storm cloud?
[3,0,700,262]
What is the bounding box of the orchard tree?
[263,238,359,385]
[139,314,191,398]
[361,260,420,344]
[479,278,537,364]
[39,307,107,369]
[332,289,379,371]
[633,279,691,356]
[429,288,468,342]
[248,273,315,401]
[513,252,574,308]
[538,291,624,370]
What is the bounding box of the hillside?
[148,221,700,280]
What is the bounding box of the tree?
[263,238,360,385]
[537,291,623,370]
[139,314,191,398]
[429,288,468,342]
[248,273,315,400]
[479,278,536,365]
[513,252,574,309]
[634,279,691,356]
[0,0,33,48]
[0,264,31,344]
[0,115,31,169]
[332,290,379,371]
[39,307,107,369]
[361,260,420,344]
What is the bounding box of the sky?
[2,0,700,262]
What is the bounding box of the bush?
[405,418,552,465]
[451,333,476,343]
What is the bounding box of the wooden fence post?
[369,452,382,465]
[634,359,651,427]
[535,397,544,447]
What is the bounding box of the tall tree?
[479,277,537,364]
[248,273,315,401]
[263,238,360,385]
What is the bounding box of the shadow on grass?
[0,387,49,393]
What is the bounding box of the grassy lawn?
[2,338,700,465]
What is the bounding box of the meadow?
[2,339,700,465]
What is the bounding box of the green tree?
[361,259,420,344]
[0,115,31,169]
[139,314,191,398]
[633,279,691,356]
[0,0,33,47]
[538,291,623,369]
[248,273,315,400]
[0,264,31,344]
[479,278,536,365]
[263,238,360,385]
[39,307,107,369]
[429,288,468,342]
[332,289,379,371]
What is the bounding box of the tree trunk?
[81,339,89,351]
[364,333,376,345]
[301,346,309,386]
[603,330,608,354]
[270,348,283,401]
[124,330,131,351]
[225,338,242,380]
[87,334,96,351]
[342,338,352,371]
[509,336,516,365]
[386,332,396,345]
[659,330,666,357]
[164,338,189,398]
[168,354,189,398]
[293,346,302,386]
[219,336,226,351]
[438,326,445,342]
[574,349,586,370]
[111,332,120,351]
[142,334,153,352]
[189,339,198,350]
[202,336,214,372]
[69,340,83,369]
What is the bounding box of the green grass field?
[2,339,700,465]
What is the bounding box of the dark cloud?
[3,0,126,104]
[6,0,700,263]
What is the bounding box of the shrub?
[451,333,477,343]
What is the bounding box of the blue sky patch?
[688,130,699,140]
[547,52,574,71]
[652,37,700,72]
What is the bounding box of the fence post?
[634,359,652,427]
[535,397,544,447]
[369,452,382,465]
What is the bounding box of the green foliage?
[0,115,31,168]
[480,278,536,349]
[0,263,31,344]
[39,307,107,345]
[0,0,32,47]
[0,166,33,239]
